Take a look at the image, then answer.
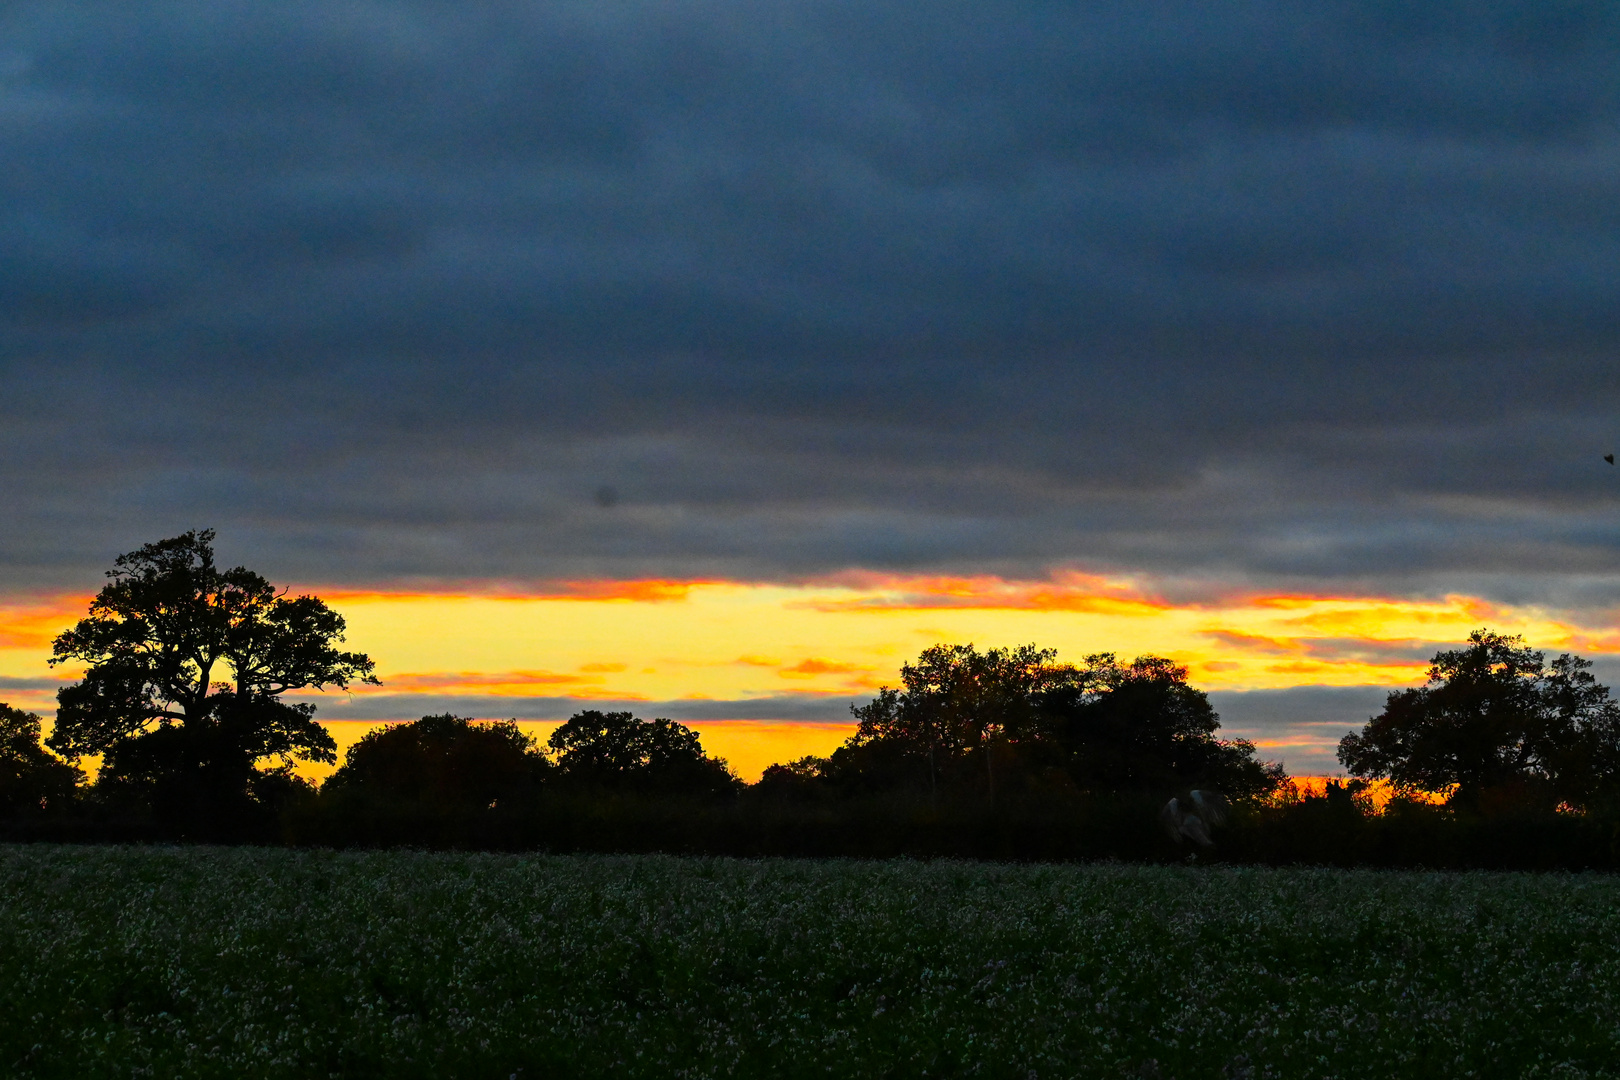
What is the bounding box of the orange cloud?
[1262,658,1428,680]
[1202,628,1437,666]
[549,580,701,603]
[778,657,870,678]
[1534,628,1620,655]
[378,669,634,697]
[1202,629,1304,655]
[0,595,92,650]
[578,662,627,673]
[1275,597,1501,635]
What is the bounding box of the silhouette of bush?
[304,714,552,847]
[548,711,741,799]
[326,713,550,807]
[0,702,82,819]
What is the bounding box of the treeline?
[9,531,1620,868]
[1,640,1278,857]
[287,642,1284,855]
[10,694,1620,868]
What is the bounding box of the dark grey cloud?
[0,676,61,692]
[1209,685,1392,774]
[5,0,1620,605]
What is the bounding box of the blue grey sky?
[5,1,1620,775]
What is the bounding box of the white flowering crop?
[1,846,1616,1077]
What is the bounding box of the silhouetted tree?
[843,644,1072,799]
[47,530,377,831]
[753,755,832,801]
[1339,629,1620,812]
[0,703,82,816]
[548,710,740,797]
[1042,654,1282,799]
[824,644,1279,801]
[323,714,551,811]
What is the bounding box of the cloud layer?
[5,0,1620,607]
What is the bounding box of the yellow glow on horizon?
[294,578,1605,699]
[5,574,1620,781]
[1280,777,1451,811]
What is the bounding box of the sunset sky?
[4,1,1620,778]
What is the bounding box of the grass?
[1,847,1617,1078]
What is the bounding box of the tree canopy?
[0,703,82,816]
[1339,629,1620,811]
[843,643,1071,796]
[822,644,1279,800]
[1041,654,1280,799]
[548,711,740,797]
[324,714,551,811]
[47,530,377,818]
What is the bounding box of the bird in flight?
[1607,454,1615,465]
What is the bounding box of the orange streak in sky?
[779,658,870,676]
[1202,629,1304,654]
[0,594,93,649]
[1262,659,1428,677]
[376,670,649,699]
[1563,630,1620,653]
[1272,597,1501,628]
[9,575,1620,723]
[384,669,595,688]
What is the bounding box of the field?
[1,848,1617,1079]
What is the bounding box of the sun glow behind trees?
[5,574,1620,780]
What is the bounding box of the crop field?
[1,847,1617,1079]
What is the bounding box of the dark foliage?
[92,719,320,841]
[547,710,741,798]
[0,702,82,817]
[813,645,1280,803]
[1225,791,1620,871]
[297,714,552,848]
[1339,628,1620,812]
[281,779,1620,870]
[328,714,550,808]
[1041,654,1282,799]
[46,530,376,834]
[753,756,834,801]
[840,645,1071,800]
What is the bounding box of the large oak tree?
[48,531,377,817]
